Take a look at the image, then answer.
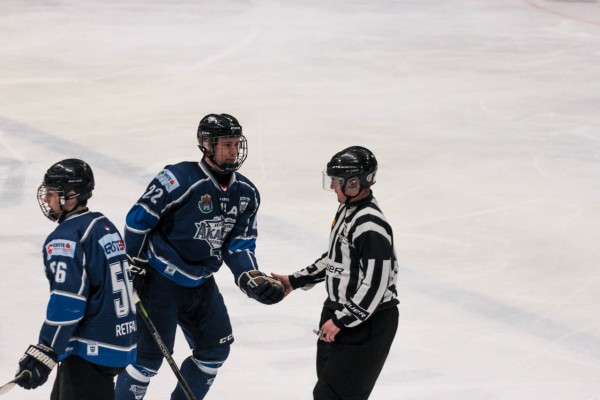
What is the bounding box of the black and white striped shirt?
[290,193,399,328]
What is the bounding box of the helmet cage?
[200,134,248,172]
[37,183,80,222]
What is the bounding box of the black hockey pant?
[313,305,399,400]
[51,355,124,400]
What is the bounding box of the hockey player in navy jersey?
[115,113,284,400]
[14,159,137,400]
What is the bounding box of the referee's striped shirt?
[289,192,399,328]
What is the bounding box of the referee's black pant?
[313,305,398,400]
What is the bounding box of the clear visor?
[322,171,359,191]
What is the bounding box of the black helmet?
[197,113,247,172]
[325,146,378,189]
[37,159,95,222]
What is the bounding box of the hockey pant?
[51,355,124,400]
[115,272,233,400]
[313,305,398,400]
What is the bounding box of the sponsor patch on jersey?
[98,232,126,258]
[156,168,180,192]
[198,194,213,213]
[46,239,76,260]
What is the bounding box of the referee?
[273,146,399,400]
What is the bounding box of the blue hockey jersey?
[125,161,260,287]
[40,211,137,367]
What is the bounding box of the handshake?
[237,270,291,305]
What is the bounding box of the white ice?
[1,0,600,399]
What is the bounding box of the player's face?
[43,188,63,213]
[213,137,240,166]
[331,178,360,203]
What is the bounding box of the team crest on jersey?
[193,217,235,258]
[156,168,180,193]
[87,342,99,356]
[199,194,213,213]
[46,239,76,260]
[239,196,250,214]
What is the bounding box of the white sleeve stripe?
[346,258,391,315]
[79,254,87,295]
[81,216,106,243]
[137,202,161,219]
[125,225,151,234]
[50,290,87,302]
[370,259,391,311]
[50,325,62,349]
[354,206,386,223]
[45,318,83,325]
[353,222,392,244]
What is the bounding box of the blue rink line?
[403,266,600,363]
[0,116,154,182]
[3,115,599,364]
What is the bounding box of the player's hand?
[319,319,341,343]
[16,344,57,390]
[270,273,294,297]
[237,270,285,305]
[127,255,149,294]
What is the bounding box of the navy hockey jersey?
[125,161,260,287]
[40,211,137,367]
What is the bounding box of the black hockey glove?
[127,255,149,294]
[237,270,284,305]
[16,344,57,390]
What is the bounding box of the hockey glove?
[127,255,149,294]
[16,344,57,390]
[237,270,284,305]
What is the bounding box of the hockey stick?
[133,291,197,400]
[0,370,31,396]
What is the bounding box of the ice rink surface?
[1,0,600,399]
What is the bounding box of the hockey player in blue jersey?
[14,159,137,400]
[115,113,284,400]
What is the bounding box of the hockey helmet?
[197,113,247,172]
[323,146,377,190]
[37,158,95,222]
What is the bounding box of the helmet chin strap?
[342,186,370,205]
[57,193,85,222]
[342,185,360,204]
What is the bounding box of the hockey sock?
[115,364,156,400]
[170,356,221,400]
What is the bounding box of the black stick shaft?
[134,292,197,400]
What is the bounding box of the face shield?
[322,171,360,191]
